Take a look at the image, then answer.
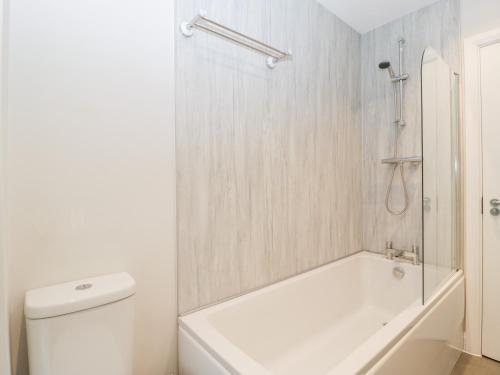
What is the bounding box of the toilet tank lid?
[24,272,136,319]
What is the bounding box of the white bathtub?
[179,252,464,375]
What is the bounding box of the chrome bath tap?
[385,242,420,265]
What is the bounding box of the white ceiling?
[317,0,441,34]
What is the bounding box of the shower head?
[379,61,391,69]
[379,61,396,79]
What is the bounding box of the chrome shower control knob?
[490,208,500,216]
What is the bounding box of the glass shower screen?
[421,47,461,303]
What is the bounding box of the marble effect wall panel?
[361,0,461,253]
[176,0,362,313]
[177,0,461,314]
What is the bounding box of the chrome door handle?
[491,208,500,216]
[491,199,500,207]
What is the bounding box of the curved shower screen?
[421,47,461,303]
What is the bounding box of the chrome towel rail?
[180,10,292,69]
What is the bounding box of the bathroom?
[0,0,499,374]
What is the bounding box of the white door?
[481,41,500,361]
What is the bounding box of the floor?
[451,353,500,375]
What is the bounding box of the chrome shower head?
[379,61,391,69]
[379,61,396,79]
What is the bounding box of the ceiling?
[317,0,441,34]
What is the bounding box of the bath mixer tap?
[393,249,419,266]
[385,248,403,260]
[384,241,402,259]
[385,243,420,265]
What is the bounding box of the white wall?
[461,0,500,37]
[317,0,441,33]
[0,0,11,371]
[5,0,177,374]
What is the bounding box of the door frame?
[463,27,500,356]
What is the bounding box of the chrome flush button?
[75,283,93,291]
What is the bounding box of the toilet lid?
[24,272,136,319]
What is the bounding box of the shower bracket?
[391,73,409,83]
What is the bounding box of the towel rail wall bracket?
[180,10,292,69]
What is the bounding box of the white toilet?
[24,272,136,375]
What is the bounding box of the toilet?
[24,272,136,375]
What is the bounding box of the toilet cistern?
[24,272,136,375]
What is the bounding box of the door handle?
[491,199,500,207]
[491,208,500,216]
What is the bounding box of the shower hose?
[385,119,410,216]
